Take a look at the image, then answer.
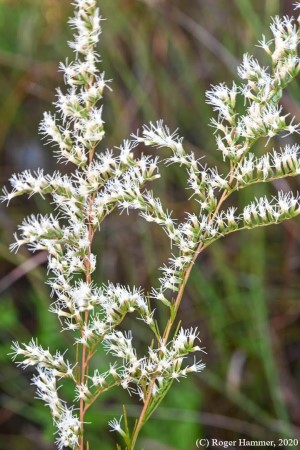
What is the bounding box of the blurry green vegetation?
[0,0,300,449]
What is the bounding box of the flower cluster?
[3,2,300,450]
[207,12,300,162]
[101,326,205,427]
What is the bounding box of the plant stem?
[130,378,156,450]
[79,310,89,450]
[79,149,96,450]
[129,163,238,449]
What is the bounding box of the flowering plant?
[3,1,300,449]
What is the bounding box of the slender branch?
[84,381,121,413]
[79,148,96,450]
[79,311,89,450]
[129,161,238,449]
[130,378,156,450]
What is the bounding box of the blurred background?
[0,0,300,449]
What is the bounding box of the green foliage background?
[0,0,300,449]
